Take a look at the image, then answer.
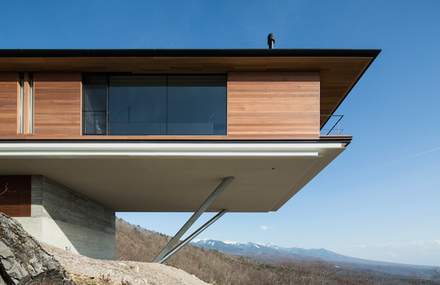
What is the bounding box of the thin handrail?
[321,115,344,135]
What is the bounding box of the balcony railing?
[320,115,344,135]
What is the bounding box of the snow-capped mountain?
[189,239,434,277]
[191,239,337,261]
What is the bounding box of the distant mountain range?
[190,239,435,277]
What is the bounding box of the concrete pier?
[14,176,115,260]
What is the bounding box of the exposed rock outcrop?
[42,242,211,285]
[0,212,74,284]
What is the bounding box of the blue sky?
[2,0,439,266]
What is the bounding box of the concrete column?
[15,175,115,260]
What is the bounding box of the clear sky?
[2,0,439,267]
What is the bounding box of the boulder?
[0,212,75,284]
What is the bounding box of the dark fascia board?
[0,49,381,59]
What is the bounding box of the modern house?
[0,48,379,261]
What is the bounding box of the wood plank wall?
[22,73,31,134]
[0,71,321,140]
[227,72,320,140]
[0,175,31,217]
[33,72,82,135]
[0,72,19,134]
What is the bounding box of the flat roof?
[0,48,380,58]
[0,48,380,127]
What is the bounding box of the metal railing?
[320,115,344,135]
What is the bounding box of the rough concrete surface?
[14,176,115,260]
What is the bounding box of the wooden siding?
[0,72,19,134]
[0,71,322,140]
[227,72,320,140]
[22,73,31,134]
[0,175,31,217]
[33,72,82,135]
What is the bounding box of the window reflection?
[83,75,107,135]
[168,88,226,134]
[83,74,227,135]
[109,76,166,135]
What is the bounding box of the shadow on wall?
[33,175,116,260]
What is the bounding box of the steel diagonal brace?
[158,209,228,264]
[152,176,234,263]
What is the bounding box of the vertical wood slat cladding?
[227,72,320,140]
[0,72,19,134]
[23,73,31,134]
[34,72,82,135]
[0,176,31,217]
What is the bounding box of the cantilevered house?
[0,48,379,260]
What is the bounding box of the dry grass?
[70,274,129,285]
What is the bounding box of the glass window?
[83,74,227,136]
[83,75,107,135]
[167,75,227,135]
[109,76,166,135]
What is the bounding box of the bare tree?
[0,183,8,198]
[432,267,440,282]
[409,271,424,285]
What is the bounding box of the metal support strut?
[158,209,228,264]
[152,176,234,263]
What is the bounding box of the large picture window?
[83,74,227,135]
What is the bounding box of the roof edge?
[0,48,381,58]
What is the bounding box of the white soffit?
[0,142,347,212]
[0,142,343,157]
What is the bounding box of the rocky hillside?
[42,242,209,285]
[2,213,436,285]
[0,212,74,284]
[0,212,208,285]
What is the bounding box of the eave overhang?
[0,141,348,212]
[0,48,380,127]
